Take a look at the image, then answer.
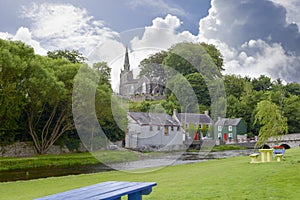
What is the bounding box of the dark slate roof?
[177,113,213,124]
[128,112,180,126]
[214,118,242,126]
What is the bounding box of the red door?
[224,133,227,140]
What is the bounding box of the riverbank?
[1,147,299,200]
[0,149,255,182]
[0,150,139,171]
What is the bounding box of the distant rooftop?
[128,112,180,126]
[215,118,242,126]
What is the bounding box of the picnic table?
[35,181,157,200]
[259,149,273,162]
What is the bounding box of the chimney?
[172,108,177,118]
[204,110,209,116]
[172,108,180,123]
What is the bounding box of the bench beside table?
[35,181,157,200]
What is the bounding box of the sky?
[0,0,300,91]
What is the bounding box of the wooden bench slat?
[35,181,156,200]
[90,182,156,200]
[35,181,118,200]
[67,182,141,199]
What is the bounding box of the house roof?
[177,113,213,124]
[128,112,180,126]
[214,118,242,126]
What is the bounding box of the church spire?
[123,47,130,71]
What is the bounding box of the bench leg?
[128,192,142,200]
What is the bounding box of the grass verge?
[0,148,299,199]
[0,150,139,171]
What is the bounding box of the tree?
[251,75,273,91]
[138,51,168,82]
[285,82,300,97]
[93,61,111,86]
[25,57,79,154]
[47,49,86,63]
[163,42,223,79]
[254,100,288,148]
[200,42,224,71]
[224,75,247,99]
[185,73,210,107]
[0,39,35,145]
[283,95,300,133]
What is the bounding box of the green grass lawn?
[0,150,139,171]
[1,148,300,200]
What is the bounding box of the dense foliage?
[134,42,300,137]
[0,39,126,153]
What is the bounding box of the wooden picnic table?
[35,181,157,200]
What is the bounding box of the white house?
[125,112,185,151]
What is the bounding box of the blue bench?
[35,181,157,200]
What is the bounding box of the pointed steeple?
[123,47,130,71]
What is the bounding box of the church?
[119,48,165,100]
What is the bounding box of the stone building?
[119,48,165,99]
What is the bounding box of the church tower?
[123,47,130,71]
[119,47,135,95]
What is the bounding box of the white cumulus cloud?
[20,3,119,56]
[199,0,300,83]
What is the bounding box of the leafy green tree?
[224,75,247,99]
[166,74,199,113]
[283,95,300,133]
[251,75,273,91]
[254,100,288,148]
[285,82,300,97]
[25,56,79,154]
[163,42,223,79]
[200,42,224,71]
[185,73,210,107]
[93,61,111,86]
[47,49,86,63]
[0,39,35,145]
[138,51,168,82]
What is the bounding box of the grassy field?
[0,150,139,171]
[1,147,299,200]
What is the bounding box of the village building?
[172,109,214,140]
[214,118,247,144]
[125,112,184,151]
[119,48,165,100]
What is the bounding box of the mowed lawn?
[1,148,300,200]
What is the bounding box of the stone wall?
[0,142,87,157]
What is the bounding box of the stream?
[0,149,255,182]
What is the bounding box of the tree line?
[130,42,300,143]
[0,39,126,153]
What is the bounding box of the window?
[218,126,222,131]
[157,126,161,131]
[218,133,222,139]
[228,126,232,131]
[171,126,174,131]
[177,126,180,131]
[228,133,233,139]
[186,123,188,128]
[164,126,169,135]
[199,124,202,129]
[150,126,153,131]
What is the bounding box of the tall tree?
[138,51,168,82]
[254,100,288,148]
[25,57,79,154]
[93,61,111,86]
[283,95,300,133]
[47,49,86,64]
[251,75,273,91]
[0,39,35,145]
